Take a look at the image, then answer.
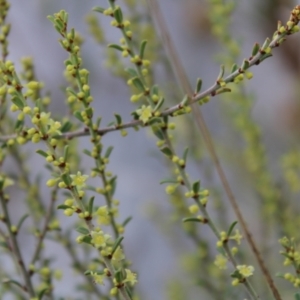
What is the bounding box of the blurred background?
[2,0,300,299]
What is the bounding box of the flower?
[90,271,105,285]
[136,105,152,124]
[70,171,88,189]
[214,254,227,270]
[95,206,110,225]
[236,265,254,278]
[123,269,137,285]
[91,230,110,248]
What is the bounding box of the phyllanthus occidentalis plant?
[1,0,300,299]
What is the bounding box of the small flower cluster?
[279,237,300,287]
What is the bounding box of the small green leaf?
[154,97,164,112]
[160,178,178,184]
[36,149,48,158]
[139,40,147,59]
[183,147,189,163]
[109,176,117,197]
[160,146,172,157]
[114,269,123,283]
[93,6,106,14]
[113,6,123,23]
[230,63,238,73]
[63,145,69,161]
[111,236,124,257]
[192,181,200,194]
[74,111,84,122]
[2,279,24,289]
[38,288,49,300]
[104,146,114,158]
[217,64,225,80]
[131,77,144,91]
[294,293,300,300]
[81,235,92,244]
[148,117,162,125]
[83,149,92,157]
[88,196,95,215]
[114,114,122,125]
[251,43,260,56]
[241,59,250,71]
[125,68,138,77]
[122,216,132,227]
[195,78,202,93]
[108,44,124,52]
[0,241,9,249]
[183,217,202,223]
[227,221,238,237]
[261,37,271,50]
[259,53,273,62]
[57,204,71,210]
[152,126,164,140]
[75,227,90,235]
[14,120,24,131]
[180,95,190,106]
[215,88,231,95]
[60,121,72,133]
[17,214,29,231]
[61,173,71,186]
[11,96,24,109]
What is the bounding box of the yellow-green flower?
[95,206,110,225]
[90,271,105,285]
[91,230,110,248]
[136,105,152,124]
[214,254,227,270]
[123,269,137,285]
[70,171,88,189]
[236,265,254,278]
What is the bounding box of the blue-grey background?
[2,0,300,299]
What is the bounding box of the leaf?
[81,235,92,244]
[60,121,72,133]
[11,96,24,109]
[38,288,49,300]
[139,40,147,59]
[88,196,95,215]
[125,68,138,77]
[230,63,238,73]
[131,77,144,91]
[160,178,178,184]
[183,147,189,163]
[104,146,114,158]
[122,216,132,227]
[183,217,202,223]
[114,114,122,125]
[251,42,260,56]
[108,44,124,52]
[148,117,162,125]
[92,6,106,14]
[114,269,123,283]
[227,221,238,237]
[17,214,29,231]
[160,146,172,157]
[0,241,9,249]
[74,111,84,122]
[61,173,71,186]
[75,227,90,235]
[63,145,69,161]
[57,204,71,210]
[111,236,124,257]
[153,97,164,112]
[113,6,123,23]
[83,149,92,157]
[36,149,48,158]
[192,181,200,194]
[2,279,24,289]
[152,126,164,140]
[195,78,202,93]
[180,95,189,106]
[241,59,250,71]
[217,64,225,80]
[294,293,300,300]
